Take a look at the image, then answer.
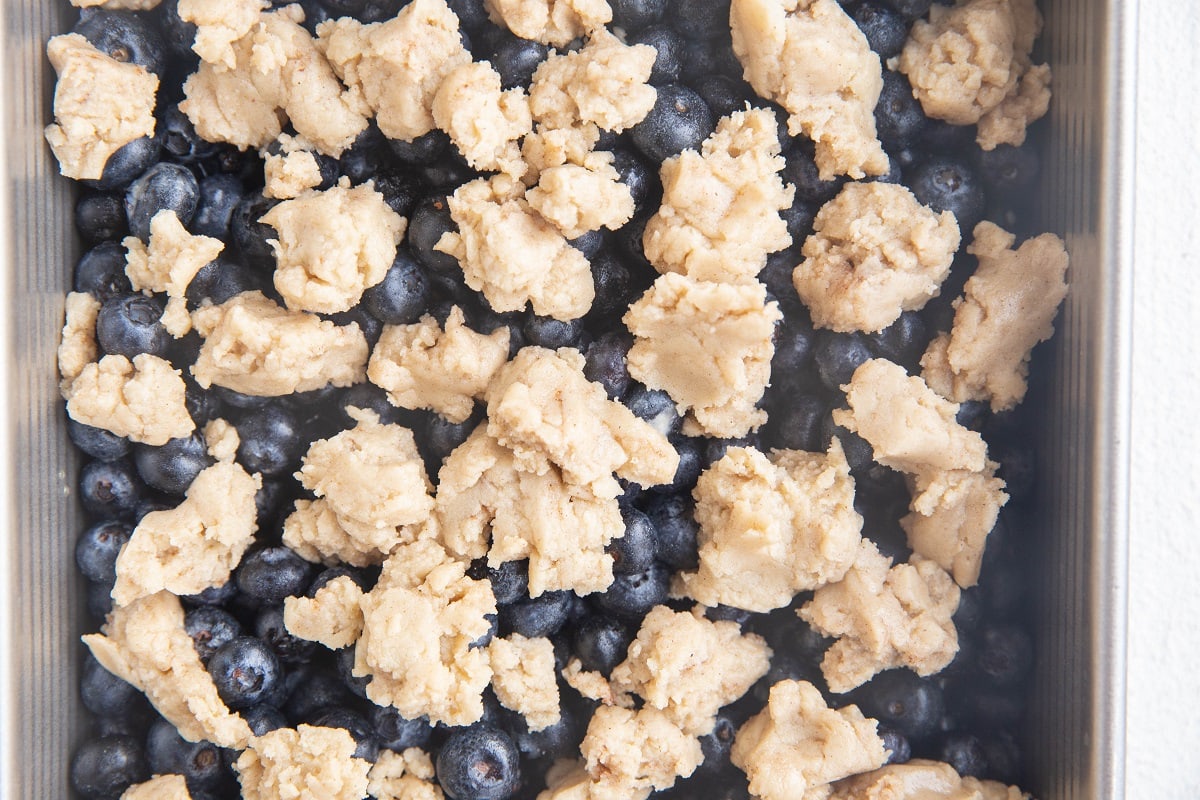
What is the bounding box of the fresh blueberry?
[67,418,130,462]
[133,432,212,495]
[631,25,684,84]
[758,249,803,313]
[421,412,478,467]
[371,166,425,219]
[866,310,928,368]
[651,436,703,494]
[978,143,1040,193]
[389,129,450,165]
[523,314,584,349]
[611,0,667,30]
[814,330,873,392]
[255,604,319,665]
[569,228,605,259]
[283,666,355,723]
[784,147,845,206]
[501,703,581,763]
[703,434,760,466]
[625,384,683,438]
[243,703,288,736]
[125,162,200,241]
[572,615,633,676]
[190,174,245,240]
[86,579,115,621]
[593,562,669,620]
[230,193,281,268]
[771,318,818,388]
[583,331,633,400]
[853,2,908,58]
[146,718,228,791]
[417,153,477,190]
[75,241,133,301]
[234,404,303,477]
[75,519,132,583]
[73,9,167,75]
[988,436,1035,502]
[79,458,144,519]
[489,33,548,89]
[235,547,315,605]
[823,414,875,472]
[85,135,163,192]
[74,191,128,244]
[643,492,699,570]
[186,255,270,307]
[208,636,281,709]
[705,604,752,626]
[588,249,637,322]
[70,734,149,799]
[610,148,659,214]
[630,84,715,164]
[481,559,529,606]
[185,606,243,664]
[780,199,817,248]
[312,706,381,762]
[371,706,434,752]
[160,105,219,165]
[875,71,927,152]
[408,194,462,276]
[853,670,944,741]
[697,715,738,774]
[501,590,573,639]
[688,74,752,121]
[936,731,989,779]
[880,0,932,17]
[764,394,827,452]
[96,293,170,359]
[360,248,431,325]
[608,509,659,575]
[669,0,730,40]
[751,653,824,704]
[679,32,743,81]
[436,725,522,800]
[879,725,913,764]
[907,155,986,234]
[80,653,146,720]
[975,622,1035,687]
[445,0,491,31]
[158,0,198,56]
[184,580,238,607]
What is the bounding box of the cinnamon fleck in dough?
[112,461,261,606]
[44,34,159,181]
[284,575,366,650]
[798,539,960,693]
[821,758,1028,800]
[368,748,444,800]
[262,178,407,315]
[191,291,368,397]
[124,210,224,336]
[794,182,960,333]
[235,725,371,800]
[488,634,562,731]
[433,61,532,180]
[729,0,888,180]
[368,306,510,424]
[731,679,888,800]
[57,291,101,392]
[485,0,612,48]
[120,774,191,800]
[624,274,781,439]
[526,156,635,240]
[902,466,1008,589]
[674,442,862,613]
[317,0,472,143]
[83,592,253,749]
[177,0,269,70]
[920,221,1069,412]
[65,354,194,447]
[435,175,595,321]
[578,706,703,800]
[643,107,794,284]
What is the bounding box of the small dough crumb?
[235,725,371,800]
[177,0,269,70]
[433,61,532,179]
[920,222,1069,412]
[610,606,772,736]
[624,274,781,438]
[113,461,261,606]
[317,0,472,142]
[120,774,191,800]
[436,175,595,321]
[730,0,887,179]
[262,178,407,315]
[561,658,634,708]
[977,62,1052,151]
[485,346,679,490]
[798,539,960,693]
[353,540,496,726]
[821,759,1028,800]
[284,575,366,650]
[731,679,888,800]
[124,210,224,336]
[263,148,324,200]
[44,34,159,181]
[674,443,862,613]
[526,156,635,240]
[485,0,612,47]
[643,107,794,284]
[368,306,510,424]
[58,291,101,392]
[579,706,703,800]
[65,354,194,447]
[368,748,444,800]
[82,592,253,749]
[283,498,430,568]
[794,182,960,333]
[488,633,562,731]
[191,291,368,397]
[902,466,1008,589]
[204,418,240,462]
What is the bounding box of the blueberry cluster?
[64,0,1046,798]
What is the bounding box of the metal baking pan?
[0,1,1134,797]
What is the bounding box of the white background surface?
[1127,1,1200,795]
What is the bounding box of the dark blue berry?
[502,703,581,762]
[79,458,144,519]
[751,653,823,704]
[313,706,381,762]
[73,9,167,75]
[256,604,319,665]
[867,310,928,367]
[764,394,827,452]
[283,667,354,723]
[758,249,803,312]
[644,492,699,570]
[490,34,548,89]
[361,248,431,325]
[780,200,817,247]
[975,622,1034,687]
[610,148,659,214]
[814,330,873,391]
[853,670,944,741]
[75,241,133,301]
[669,0,729,40]
[978,143,1040,193]
[501,590,573,638]
[784,147,845,206]
[584,331,632,400]
[408,194,461,275]
[231,193,281,267]
[625,384,683,438]
[75,191,128,244]
[630,84,715,163]
[608,509,658,575]
[85,135,163,192]
[879,725,913,764]
[161,105,218,165]
[80,653,145,719]
[185,606,243,664]
[243,704,289,736]
[652,435,703,494]
[371,706,434,752]
[936,731,989,779]
[76,519,132,583]
[588,250,637,322]
[611,0,667,30]
[158,0,198,55]
[186,255,270,307]
[875,71,927,152]
[483,559,529,606]
[853,2,908,58]
[70,734,149,799]
[572,615,632,676]
[881,0,932,18]
[417,154,477,189]
[523,314,584,349]
[235,547,315,605]
[133,432,212,495]
[208,636,281,709]
[67,417,130,462]
[190,174,245,240]
[184,580,238,607]
[771,318,818,387]
[697,715,738,774]
[445,0,490,31]
[125,162,200,241]
[421,412,478,466]
[593,562,669,619]
[390,129,450,165]
[436,725,521,800]
[96,293,170,359]
[705,604,752,625]
[235,404,304,477]
[631,25,684,84]
[87,579,115,621]
[569,228,605,259]
[907,156,985,234]
[146,718,228,791]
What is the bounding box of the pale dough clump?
[643,107,794,284]
[235,725,371,800]
[674,443,862,613]
[435,175,595,320]
[124,210,225,336]
[485,346,679,491]
[798,539,960,693]
[488,633,562,731]
[368,748,444,800]
[609,606,772,736]
[120,774,190,800]
[191,291,368,397]
[832,359,989,476]
[263,148,323,201]
[262,178,407,315]
[177,0,269,70]
[435,426,624,597]
[57,291,101,392]
[526,156,636,240]
[729,0,887,180]
[902,466,1008,589]
[83,592,253,749]
[485,0,612,47]
[731,679,888,800]
[317,0,472,142]
[204,418,240,461]
[283,575,366,650]
[821,759,1028,800]
[44,34,159,182]
[180,7,370,156]
[283,499,430,568]
[578,706,704,800]
[112,462,261,606]
[623,274,781,439]
[368,306,510,424]
[562,657,634,708]
[897,0,1051,150]
[72,0,161,8]
[920,221,1069,412]
[794,182,961,333]
[65,354,194,447]
[432,61,532,180]
[353,539,496,726]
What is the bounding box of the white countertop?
[1127,2,1200,795]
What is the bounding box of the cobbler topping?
[367,748,444,800]
[488,633,562,731]
[120,774,191,800]
[123,210,223,336]
[485,0,612,47]
[65,354,194,446]
[283,574,366,650]
[177,0,269,70]
[234,724,371,800]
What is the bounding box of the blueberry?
[501,703,581,762]
[75,519,132,583]
[255,604,320,665]
[611,0,667,30]
[243,704,289,736]
[408,194,461,276]
[501,590,573,638]
[84,135,164,192]
[185,606,243,664]
[231,193,281,268]
[814,331,873,392]
[975,622,1034,687]
[186,255,270,307]
[73,9,167,75]
[234,404,303,477]
[160,104,219,165]
[625,384,683,438]
[758,249,803,312]
[978,143,1040,193]
[705,604,752,625]
[158,0,198,56]
[771,318,818,387]
[371,705,434,752]
[784,147,845,206]
[593,562,669,620]
[389,129,451,165]
[584,331,633,400]
[866,310,928,368]
[125,162,200,241]
[630,25,684,84]
[66,418,129,462]
[69,734,149,799]
[79,458,144,519]
[852,2,908,58]
[421,412,479,466]
[697,715,738,774]
[184,580,238,607]
[96,293,170,360]
[875,71,927,152]
[75,241,133,301]
[482,559,529,606]
[523,314,584,349]
[569,228,605,259]
[312,706,381,762]
[572,615,633,676]
[80,653,146,720]
[445,0,491,31]
[764,394,827,452]
[359,248,431,325]
[907,156,985,234]
[610,148,659,214]
[652,436,703,494]
[668,0,730,40]
[307,565,369,596]
[86,579,116,621]
[283,667,355,723]
[208,636,281,709]
[780,199,817,247]
[190,174,245,240]
[988,437,1035,502]
[417,154,477,190]
[489,33,548,89]
[588,249,637,322]
[852,670,944,741]
[936,731,989,779]
[235,547,315,605]
[436,725,521,800]
[133,432,212,495]
[604,508,657,576]
[643,492,699,570]
[146,718,228,792]
[880,0,932,19]
[751,653,824,704]
[879,725,913,764]
[630,84,715,164]
[74,190,129,244]
[371,166,425,219]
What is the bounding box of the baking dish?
[0,1,1134,797]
